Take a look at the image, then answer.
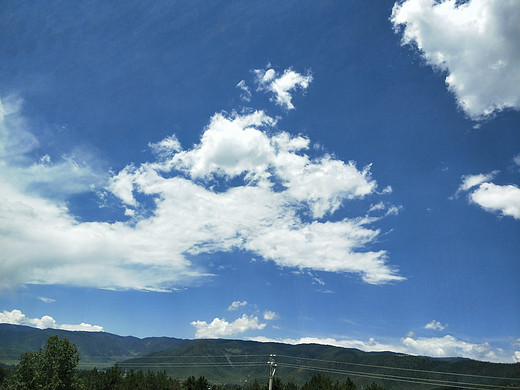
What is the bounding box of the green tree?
[244,379,265,390]
[7,335,80,390]
[285,381,298,390]
[333,377,356,390]
[301,374,333,390]
[100,365,123,390]
[365,383,385,390]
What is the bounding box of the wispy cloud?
[457,171,499,193]
[0,309,103,332]
[37,297,56,304]
[391,0,520,120]
[263,311,279,321]
[514,154,520,167]
[236,80,252,102]
[227,301,248,311]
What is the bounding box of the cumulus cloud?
[424,320,447,331]
[0,73,403,291]
[227,301,248,311]
[191,314,266,339]
[0,309,103,332]
[255,67,313,110]
[469,182,520,219]
[457,170,520,220]
[391,0,520,120]
[252,333,515,363]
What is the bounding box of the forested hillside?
[120,338,520,389]
[0,324,189,367]
[1,325,519,389]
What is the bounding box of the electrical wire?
[275,353,520,382]
[278,361,518,390]
[3,352,519,389]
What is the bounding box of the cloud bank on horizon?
[0,67,402,292]
[251,334,518,364]
[2,306,518,363]
[391,0,520,120]
[0,309,103,332]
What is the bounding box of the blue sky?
[1,0,519,363]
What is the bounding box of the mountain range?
[1,324,519,389]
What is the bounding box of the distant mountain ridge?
[120,338,520,389]
[0,323,189,367]
[1,324,519,389]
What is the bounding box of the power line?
[104,352,520,383]
[3,352,518,388]
[277,362,518,390]
[108,355,520,389]
[275,353,520,382]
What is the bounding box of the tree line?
[0,336,385,390]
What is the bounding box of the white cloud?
[401,334,501,362]
[0,309,103,332]
[237,80,252,102]
[424,320,447,331]
[458,171,498,192]
[37,297,56,304]
[263,311,279,321]
[514,154,520,167]
[469,182,520,219]
[0,79,403,291]
[191,314,266,339]
[513,351,520,363]
[391,0,520,120]
[252,333,514,363]
[457,169,520,220]
[255,68,313,110]
[227,301,248,311]
[149,135,181,159]
[251,336,405,354]
[0,98,104,199]
[60,323,104,332]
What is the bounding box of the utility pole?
[268,354,277,390]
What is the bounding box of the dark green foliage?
[365,383,385,390]
[79,366,175,390]
[0,366,14,388]
[334,377,356,390]
[301,373,333,390]
[183,375,211,390]
[5,335,80,390]
[243,379,265,390]
[300,374,356,390]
